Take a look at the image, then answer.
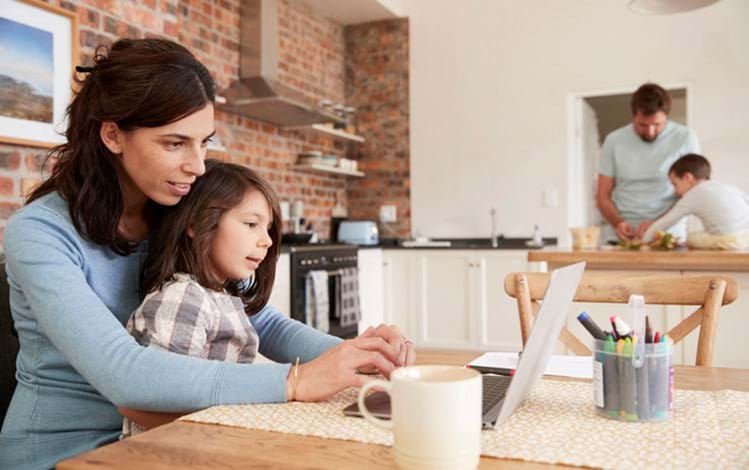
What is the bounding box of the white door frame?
[566,81,694,234]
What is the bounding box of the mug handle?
[358,380,393,430]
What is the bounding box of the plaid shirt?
[122,273,259,437]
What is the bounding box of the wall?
[0,0,368,246]
[401,0,749,241]
[345,18,410,238]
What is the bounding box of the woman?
[0,38,414,470]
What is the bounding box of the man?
[596,83,700,244]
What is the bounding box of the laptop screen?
[495,262,585,426]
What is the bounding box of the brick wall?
[345,19,410,238]
[1,0,385,248]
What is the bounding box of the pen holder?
[592,339,673,422]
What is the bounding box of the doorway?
[566,85,691,232]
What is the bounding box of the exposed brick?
[79,7,100,29]
[25,153,48,173]
[0,152,21,170]
[345,18,410,237]
[0,177,13,196]
[0,202,21,220]
[164,20,178,38]
[1,0,408,240]
[21,178,41,198]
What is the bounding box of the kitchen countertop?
[280,237,557,252]
[359,237,557,250]
[529,247,749,272]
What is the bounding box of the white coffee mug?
[358,365,482,470]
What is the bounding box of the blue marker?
[577,312,607,340]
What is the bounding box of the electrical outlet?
[379,205,397,223]
[543,189,558,208]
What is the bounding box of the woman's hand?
[367,324,416,368]
[289,326,413,402]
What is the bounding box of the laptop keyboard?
[482,374,512,414]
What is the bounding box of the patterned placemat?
[179,380,749,469]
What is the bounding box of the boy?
[642,154,749,249]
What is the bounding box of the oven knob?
[313,259,319,265]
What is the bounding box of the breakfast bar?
[528,248,749,272]
[527,248,749,369]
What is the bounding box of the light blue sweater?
[0,193,341,470]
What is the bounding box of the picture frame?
[0,0,78,148]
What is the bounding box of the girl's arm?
[118,407,185,430]
[5,207,294,411]
[250,305,342,363]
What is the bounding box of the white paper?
[468,352,593,379]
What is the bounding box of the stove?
[289,244,359,339]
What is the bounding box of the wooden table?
[58,350,749,470]
[528,248,749,272]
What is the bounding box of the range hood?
[219,0,344,127]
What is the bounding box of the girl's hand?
[289,328,403,402]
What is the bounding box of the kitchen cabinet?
[357,248,385,332]
[268,253,290,317]
[383,250,529,350]
[256,253,290,364]
[383,250,416,333]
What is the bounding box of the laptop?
[343,262,585,429]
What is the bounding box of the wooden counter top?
[528,248,749,271]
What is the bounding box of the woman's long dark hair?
[141,160,282,315]
[28,38,216,255]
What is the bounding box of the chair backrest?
[503,272,738,367]
[1,262,19,427]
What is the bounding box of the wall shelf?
[207,142,227,152]
[285,124,365,144]
[293,163,365,178]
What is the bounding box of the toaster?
[337,220,379,245]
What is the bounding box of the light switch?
[543,189,558,208]
[379,205,397,223]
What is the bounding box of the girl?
[1,38,413,470]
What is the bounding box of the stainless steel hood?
[219,0,344,127]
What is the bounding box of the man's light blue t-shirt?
[598,120,700,242]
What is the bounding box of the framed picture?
[0,0,78,148]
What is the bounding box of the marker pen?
[577,312,607,340]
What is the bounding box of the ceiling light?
[628,0,721,15]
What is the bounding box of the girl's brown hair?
[141,160,282,315]
[28,38,215,255]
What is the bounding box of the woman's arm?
[5,207,293,410]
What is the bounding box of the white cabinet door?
[474,251,528,352]
[383,251,416,338]
[357,248,384,333]
[681,271,749,368]
[268,253,290,317]
[414,251,474,349]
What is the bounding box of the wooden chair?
[503,272,737,366]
